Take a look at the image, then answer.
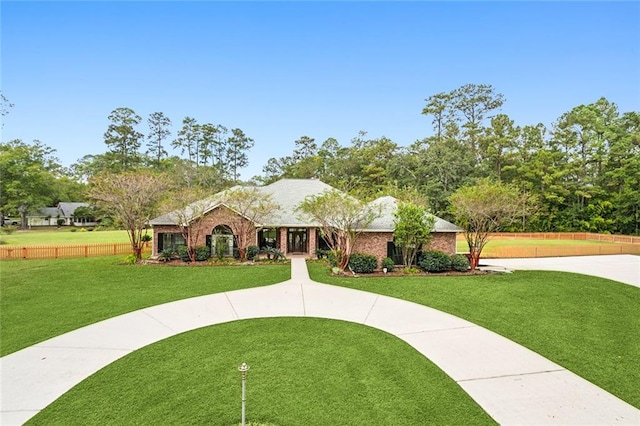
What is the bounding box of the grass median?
[308,262,640,409]
[28,318,495,425]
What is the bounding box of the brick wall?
[353,232,458,268]
[152,206,256,256]
[353,232,394,267]
[426,233,457,254]
[152,225,181,256]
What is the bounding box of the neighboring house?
[27,202,98,227]
[150,179,462,264]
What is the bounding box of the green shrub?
[381,257,395,272]
[262,247,285,261]
[348,253,377,274]
[314,248,329,259]
[247,245,260,260]
[194,245,211,261]
[1,225,17,235]
[158,249,175,262]
[176,245,190,262]
[327,250,339,267]
[79,228,87,232]
[141,234,152,242]
[271,248,285,261]
[122,254,138,264]
[56,218,65,227]
[419,250,452,272]
[450,254,470,272]
[69,228,78,233]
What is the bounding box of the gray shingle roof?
[28,203,90,218]
[150,179,463,232]
[259,179,335,226]
[57,202,89,217]
[365,196,463,233]
[30,207,61,218]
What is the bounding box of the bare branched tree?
[89,172,170,261]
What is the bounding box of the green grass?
[455,236,615,252]
[5,257,639,423]
[308,262,640,408]
[0,257,290,356]
[0,228,131,245]
[28,318,495,426]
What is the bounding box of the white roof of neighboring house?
[57,202,89,217]
[28,202,89,218]
[150,179,462,233]
[30,207,61,218]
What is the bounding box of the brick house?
[149,179,462,265]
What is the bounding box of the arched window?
[210,225,234,257]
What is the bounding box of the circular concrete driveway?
[2,257,639,425]
[484,254,640,287]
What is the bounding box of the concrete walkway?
[484,254,640,287]
[2,258,639,425]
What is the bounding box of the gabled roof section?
[259,179,336,226]
[149,179,463,232]
[149,197,223,226]
[29,207,61,218]
[365,196,463,233]
[28,203,90,218]
[57,202,89,217]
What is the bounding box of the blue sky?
[2,1,639,180]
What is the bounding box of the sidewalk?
[2,258,639,425]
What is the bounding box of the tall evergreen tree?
[146,112,172,168]
[226,128,254,183]
[103,107,144,171]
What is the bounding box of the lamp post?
[238,362,250,426]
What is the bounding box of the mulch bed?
[334,269,490,278]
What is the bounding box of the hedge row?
[342,251,470,274]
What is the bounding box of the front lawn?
[0,257,290,356]
[0,228,131,245]
[308,262,640,408]
[28,318,495,425]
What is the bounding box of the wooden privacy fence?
[456,232,640,258]
[480,244,640,259]
[488,232,640,245]
[0,243,151,260]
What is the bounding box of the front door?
[287,228,308,253]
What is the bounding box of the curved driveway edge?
[484,254,640,287]
[1,258,639,425]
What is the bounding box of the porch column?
[279,227,288,254]
[308,228,317,256]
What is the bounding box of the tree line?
[1,84,639,235]
[75,107,254,187]
[260,84,640,235]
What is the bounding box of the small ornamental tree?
[393,201,436,267]
[89,172,170,261]
[221,187,279,261]
[297,189,380,271]
[161,188,213,263]
[449,179,529,270]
